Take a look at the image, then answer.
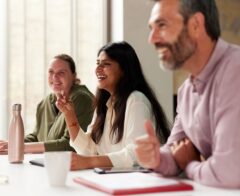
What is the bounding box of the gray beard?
[158,58,182,71]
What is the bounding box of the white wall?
[0,0,8,139]
[110,0,173,122]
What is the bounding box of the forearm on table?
[87,155,113,168]
[186,156,240,188]
[71,154,113,170]
[24,142,45,153]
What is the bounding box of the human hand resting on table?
[0,140,8,154]
[70,152,88,170]
[134,120,161,169]
[70,152,99,171]
[171,138,201,170]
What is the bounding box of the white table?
[0,154,239,196]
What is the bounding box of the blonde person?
[56,41,170,170]
[0,54,94,153]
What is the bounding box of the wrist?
[69,121,79,128]
[24,142,45,153]
[64,109,76,119]
[64,111,79,128]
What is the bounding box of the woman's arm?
[0,141,45,154]
[70,153,113,170]
[55,93,81,141]
[56,92,97,155]
[24,142,45,153]
[43,88,94,152]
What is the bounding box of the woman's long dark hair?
[91,41,170,144]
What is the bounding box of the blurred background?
[0,0,240,139]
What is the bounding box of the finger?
[56,90,67,103]
[61,90,70,102]
[184,138,190,144]
[179,140,185,146]
[0,143,7,148]
[144,120,155,137]
[56,92,62,99]
[170,145,175,153]
[0,146,7,151]
[186,140,194,150]
[135,120,159,147]
[185,139,193,148]
[61,90,65,96]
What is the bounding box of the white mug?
[44,151,71,186]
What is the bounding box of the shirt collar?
[190,39,229,94]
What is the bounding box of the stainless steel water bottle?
[8,104,24,163]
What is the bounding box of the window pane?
[76,1,104,94]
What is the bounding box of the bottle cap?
[12,104,22,111]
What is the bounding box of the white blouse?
[70,90,156,167]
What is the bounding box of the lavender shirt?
[156,39,240,188]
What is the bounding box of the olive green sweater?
[24,84,94,151]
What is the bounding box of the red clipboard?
[73,172,193,195]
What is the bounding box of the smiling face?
[95,51,123,95]
[148,0,196,70]
[48,58,76,96]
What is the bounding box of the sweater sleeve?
[43,130,75,151]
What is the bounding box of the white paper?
[80,172,178,189]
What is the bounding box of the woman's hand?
[70,152,90,170]
[55,91,80,140]
[55,90,74,115]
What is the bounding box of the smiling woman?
[0,54,94,154]
[0,0,105,139]
[95,51,124,95]
[55,41,170,170]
